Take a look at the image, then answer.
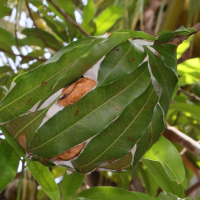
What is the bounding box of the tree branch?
[185,181,200,197]
[168,22,200,46]
[47,0,90,37]
[163,126,200,158]
[179,87,200,102]
[25,0,50,47]
[0,48,47,62]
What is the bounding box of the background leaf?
[0,139,19,193]
[28,161,60,200]
[142,159,185,198]
[143,136,185,184]
[62,172,84,200]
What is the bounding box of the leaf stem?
[17,159,25,200]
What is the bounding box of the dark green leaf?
[28,161,60,200]
[152,44,177,74]
[100,152,133,171]
[157,27,196,43]
[0,5,12,18]
[0,34,128,122]
[144,46,177,118]
[142,159,185,198]
[62,172,84,200]
[0,139,19,193]
[29,62,150,157]
[98,40,147,86]
[73,83,158,173]
[132,104,165,168]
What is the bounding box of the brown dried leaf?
[18,134,27,149]
[58,77,96,107]
[51,142,86,161]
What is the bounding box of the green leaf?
[62,172,84,200]
[0,125,25,157]
[98,40,147,86]
[81,0,96,34]
[73,83,158,173]
[143,135,185,184]
[0,139,19,193]
[0,27,16,46]
[178,58,200,86]
[0,34,128,122]
[119,30,156,41]
[100,152,133,171]
[73,186,157,200]
[54,0,77,39]
[197,195,200,200]
[94,6,124,36]
[2,109,48,150]
[82,0,95,24]
[157,27,195,43]
[177,36,193,59]
[21,28,63,50]
[142,159,185,198]
[158,192,191,200]
[152,44,177,74]
[0,66,14,74]
[135,164,159,197]
[28,161,60,200]
[52,166,66,178]
[170,102,200,121]
[133,104,165,168]
[0,5,12,18]
[43,16,68,42]
[29,61,150,157]
[144,46,177,118]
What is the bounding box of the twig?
[168,22,200,46]
[0,48,47,62]
[163,126,200,158]
[179,87,200,102]
[47,0,90,37]
[25,0,50,47]
[185,181,200,197]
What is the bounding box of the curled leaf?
[58,77,96,107]
[51,142,86,161]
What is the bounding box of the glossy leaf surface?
[73,83,158,173]
[144,46,177,118]
[98,40,147,86]
[29,62,151,157]
[0,34,128,122]
[132,105,165,168]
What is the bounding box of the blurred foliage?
[0,0,200,199]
